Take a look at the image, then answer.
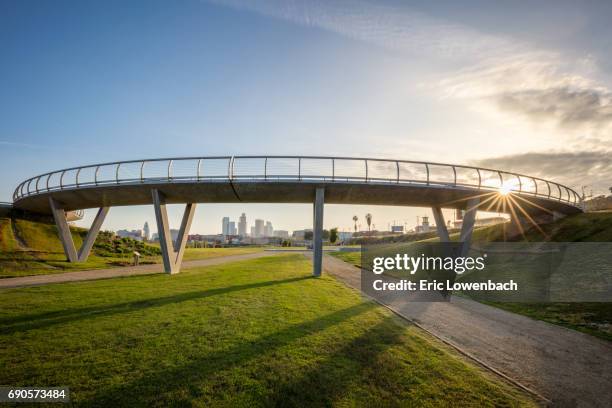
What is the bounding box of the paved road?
[0,252,275,289]
[322,254,612,408]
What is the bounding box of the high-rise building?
[264,221,273,237]
[229,221,237,235]
[222,217,230,236]
[254,219,265,237]
[143,222,150,240]
[238,213,247,236]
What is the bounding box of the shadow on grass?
[83,302,379,406]
[264,318,405,406]
[0,276,312,335]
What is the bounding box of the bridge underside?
[13,181,581,276]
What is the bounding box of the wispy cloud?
[207,0,521,60]
[496,86,612,130]
[209,0,612,134]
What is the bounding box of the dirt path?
[0,252,277,289]
[322,254,612,407]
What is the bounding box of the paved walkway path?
[322,254,612,408]
[0,252,275,289]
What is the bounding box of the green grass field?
[0,217,261,278]
[0,254,535,406]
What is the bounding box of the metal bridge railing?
[12,156,582,207]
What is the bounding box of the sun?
[499,183,513,196]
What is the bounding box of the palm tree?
[365,213,372,231]
[352,215,358,232]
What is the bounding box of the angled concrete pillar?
[312,187,325,277]
[77,207,110,262]
[151,189,196,274]
[459,197,480,256]
[431,206,450,242]
[49,197,109,263]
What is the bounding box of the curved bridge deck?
[13,156,581,215]
[11,156,582,274]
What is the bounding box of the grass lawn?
[0,246,263,279]
[0,254,535,407]
[329,251,361,268]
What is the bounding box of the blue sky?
[1,0,611,234]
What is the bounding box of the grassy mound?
[0,254,535,406]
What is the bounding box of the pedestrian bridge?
[12,156,582,275]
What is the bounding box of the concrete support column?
[431,206,450,242]
[49,197,109,263]
[77,206,110,262]
[459,197,480,256]
[151,189,196,274]
[49,197,78,262]
[312,187,325,277]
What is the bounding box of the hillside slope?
[0,216,159,278]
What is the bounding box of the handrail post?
[298,158,301,181]
[168,160,173,181]
[425,163,429,185]
[76,168,81,187]
[140,161,145,182]
[60,171,66,190]
[546,181,551,198]
[264,157,268,180]
[228,156,234,180]
[498,171,503,189]
[196,159,201,180]
[557,184,562,201]
[35,177,40,194]
[516,175,522,192]
[116,163,121,184]
[332,158,335,182]
[476,168,481,188]
[532,177,537,195]
[95,166,100,186]
[452,166,457,186]
[365,160,369,182]
[396,161,400,183]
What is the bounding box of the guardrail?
[12,156,582,207]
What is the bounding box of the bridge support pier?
[49,197,109,262]
[431,206,450,242]
[152,189,196,274]
[459,197,480,256]
[312,187,325,277]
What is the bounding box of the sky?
[1,0,611,235]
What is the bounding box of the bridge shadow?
[0,276,311,335]
[82,302,378,406]
[264,317,405,406]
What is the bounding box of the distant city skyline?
[102,206,491,237]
